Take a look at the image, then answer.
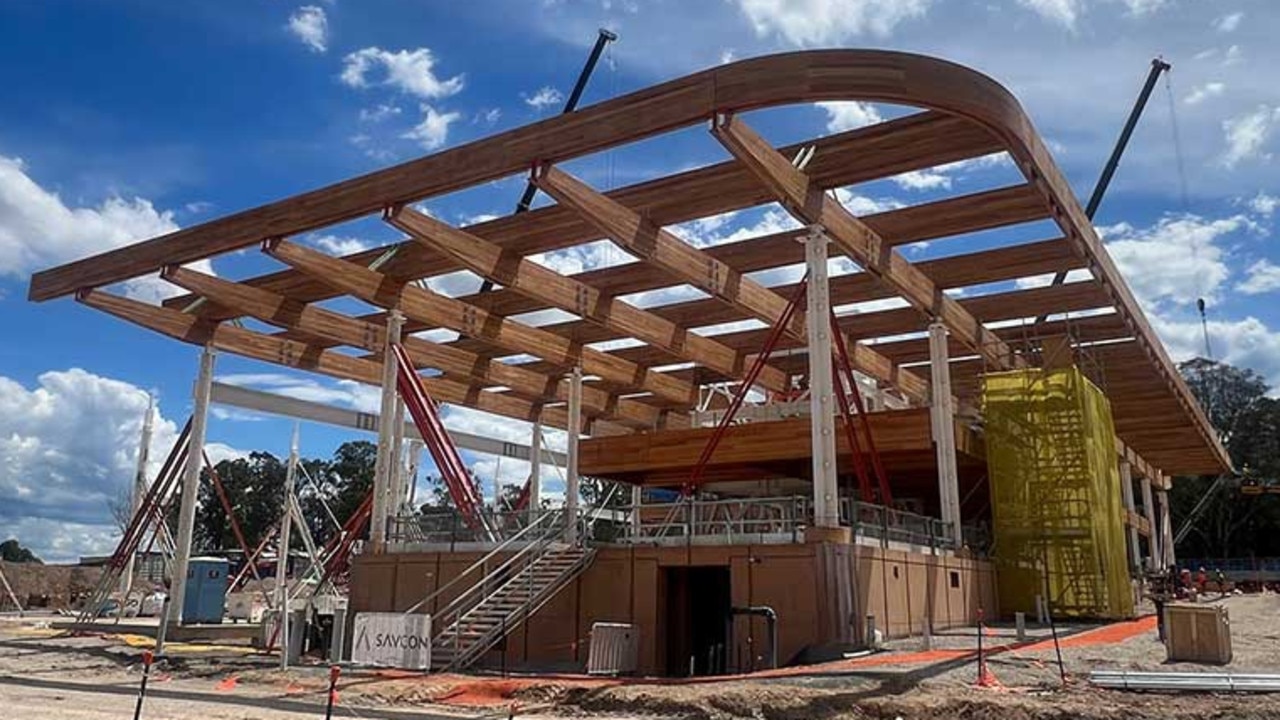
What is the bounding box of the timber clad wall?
[351,544,996,675]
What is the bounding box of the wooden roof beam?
[712,113,1021,370]
[386,204,789,393]
[532,164,931,402]
[74,290,599,433]
[159,265,668,430]
[262,238,699,409]
[157,109,1007,317]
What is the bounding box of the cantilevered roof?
[27,50,1229,476]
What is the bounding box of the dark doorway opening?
[663,566,731,676]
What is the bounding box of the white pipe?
[278,423,299,670]
[1090,670,1280,692]
[122,394,155,596]
[806,227,838,528]
[566,367,582,541]
[166,346,215,627]
[370,311,404,553]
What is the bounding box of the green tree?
[194,452,289,554]
[0,538,41,563]
[1175,358,1280,558]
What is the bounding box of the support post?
[278,424,299,670]
[566,366,582,541]
[806,227,839,529]
[166,346,214,627]
[370,311,404,553]
[927,322,962,547]
[631,484,642,537]
[1141,477,1159,570]
[1119,460,1142,572]
[528,418,542,524]
[1157,485,1176,569]
[389,390,407,515]
[122,394,155,595]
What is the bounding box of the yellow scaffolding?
[982,365,1134,619]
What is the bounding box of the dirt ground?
[1,593,1278,719]
[0,561,104,611]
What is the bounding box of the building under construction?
[28,50,1228,676]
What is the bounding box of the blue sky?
[1,0,1277,561]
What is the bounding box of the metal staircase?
[406,509,595,671]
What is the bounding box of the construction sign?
[352,612,432,669]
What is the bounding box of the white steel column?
[1140,476,1159,570]
[566,366,583,541]
[1119,460,1141,571]
[166,346,215,626]
[631,484,643,535]
[122,394,155,595]
[528,418,542,524]
[927,322,962,547]
[389,390,406,515]
[369,310,404,553]
[278,424,299,670]
[806,228,839,529]
[402,440,422,513]
[1158,485,1176,568]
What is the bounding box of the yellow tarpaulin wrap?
[982,366,1134,619]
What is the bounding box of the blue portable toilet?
[182,556,229,624]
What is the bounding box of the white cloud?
[1238,259,1280,295]
[340,47,463,100]
[1016,0,1084,29]
[1224,44,1244,66]
[401,105,462,150]
[1102,214,1251,310]
[0,369,242,563]
[887,153,1012,192]
[719,48,736,64]
[1221,105,1279,167]
[816,101,882,133]
[523,86,563,110]
[358,103,401,123]
[220,372,379,412]
[735,0,930,45]
[1016,0,1167,29]
[1247,192,1279,217]
[1184,82,1225,105]
[0,154,212,301]
[476,108,501,125]
[1151,313,1280,388]
[286,5,328,53]
[308,234,371,256]
[1214,11,1243,33]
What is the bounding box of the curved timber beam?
[262,238,697,409]
[712,113,1020,370]
[74,290,602,433]
[160,265,668,430]
[386,204,787,393]
[533,163,930,402]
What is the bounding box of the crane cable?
[1164,68,1214,364]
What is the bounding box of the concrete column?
[278,424,299,670]
[1119,460,1141,572]
[927,322,962,547]
[1140,475,1159,570]
[566,366,582,541]
[631,484,643,536]
[528,417,542,524]
[806,228,839,529]
[167,346,215,627]
[369,310,404,553]
[122,394,155,595]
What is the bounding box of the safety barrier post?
[132,649,154,720]
[324,665,341,719]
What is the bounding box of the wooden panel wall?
[350,542,997,675]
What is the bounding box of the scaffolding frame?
[980,317,1134,618]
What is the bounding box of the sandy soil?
[2,594,1278,720]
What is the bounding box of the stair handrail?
[403,508,563,616]
[431,510,569,628]
[450,546,597,670]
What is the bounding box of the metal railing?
[621,496,810,543]
[388,508,537,548]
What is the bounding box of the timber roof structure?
[28,50,1229,476]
